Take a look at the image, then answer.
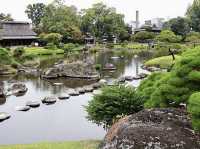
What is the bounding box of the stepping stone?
[84,86,94,92]
[26,101,40,108]
[58,94,70,100]
[76,88,86,94]
[53,83,63,86]
[67,89,79,96]
[125,76,134,81]
[118,77,126,83]
[42,97,57,104]
[92,83,101,89]
[0,112,10,122]
[15,106,30,111]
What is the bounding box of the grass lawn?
[24,47,64,55]
[0,140,100,149]
[145,55,181,69]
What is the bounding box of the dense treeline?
[25,0,129,43]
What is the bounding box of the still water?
[0,51,149,145]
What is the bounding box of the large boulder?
[100,108,200,149]
[42,61,100,80]
[7,83,28,96]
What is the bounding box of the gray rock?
[67,89,79,96]
[125,76,134,81]
[42,97,57,104]
[101,108,200,149]
[84,86,94,92]
[15,106,30,111]
[92,83,101,89]
[76,88,86,94]
[26,101,40,108]
[58,94,70,100]
[0,112,10,121]
[99,79,108,85]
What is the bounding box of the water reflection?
[0,51,149,145]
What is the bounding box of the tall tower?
[136,10,139,29]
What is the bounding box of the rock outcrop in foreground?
[100,108,200,149]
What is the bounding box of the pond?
[0,51,149,145]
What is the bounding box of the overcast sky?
[0,0,194,23]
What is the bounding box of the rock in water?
[101,108,200,149]
[42,97,57,104]
[26,101,40,108]
[58,94,70,100]
[0,112,10,122]
[15,106,30,111]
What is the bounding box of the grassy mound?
[24,47,64,55]
[145,55,181,69]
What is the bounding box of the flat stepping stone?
[15,106,30,111]
[0,112,10,121]
[26,101,40,108]
[58,94,70,100]
[53,83,63,86]
[84,86,94,92]
[76,88,86,94]
[42,97,57,104]
[118,77,126,83]
[125,76,134,81]
[92,83,101,89]
[67,89,79,96]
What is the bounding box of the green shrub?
[131,31,156,42]
[13,47,25,57]
[63,43,76,53]
[188,92,200,131]
[95,64,102,70]
[86,85,144,128]
[156,30,181,43]
[139,46,200,108]
[185,32,200,43]
[106,43,114,49]
[45,43,57,50]
[0,48,15,65]
[43,33,63,45]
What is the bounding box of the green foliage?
[25,3,46,28]
[95,64,102,70]
[131,31,156,42]
[106,43,114,49]
[0,13,13,21]
[186,0,200,32]
[43,33,62,45]
[145,55,181,69]
[86,85,144,128]
[156,30,181,43]
[163,17,190,37]
[45,43,57,50]
[41,2,81,42]
[13,47,25,57]
[63,43,77,53]
[81,3,128,41]
[138,46,200,109]
[188,92,200,131]
[185,32,200,43]
[0,48,15,65]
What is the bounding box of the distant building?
[144,18,165,29]
[0,21,37,47]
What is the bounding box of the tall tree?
[41,1,82,42]
[80,3,128,41]
[186,0,200,32]
[163,17,190,38]
[25,3,46,28]
[0,13,13,21]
